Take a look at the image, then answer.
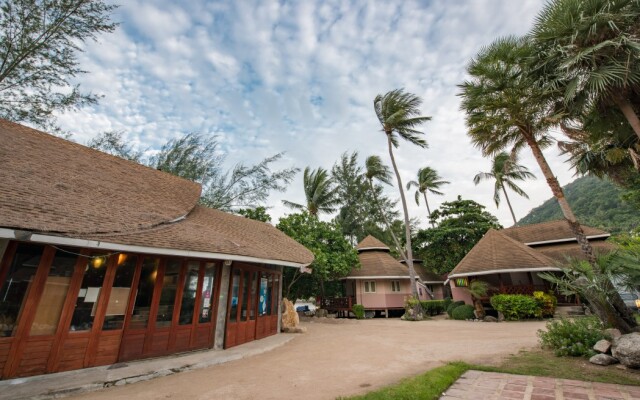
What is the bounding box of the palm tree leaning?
[406,166,449,227]
[373,89,431,316]
[473,152,535,226]
[459,36,637,332]
[282,166,339,217]
[364,155,407,261]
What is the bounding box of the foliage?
[533,291,558,318]
[446,301,465,317]
[518,176,640,234]
[420,300,446,316]
[443,296,452,311]
[277,212,359,300]
[451,304,475,320]
[236,207,272,223]
[490,294,541,321]
[413,197,502,274]
[0,0,117,133]
[283,166,339,216]
[538,317,607,357]
[467,280,489,300]
[352,304,365,320]
[87,131,143,162]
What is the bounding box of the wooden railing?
[318,296,354,311]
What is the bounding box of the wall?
[450,282,473,305]
[354,279,411,309]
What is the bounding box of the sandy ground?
[69,317,546,400]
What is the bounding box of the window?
[129,257,159,329]
[363,281,376,293]
[155,259,182,328]
[198,262,216,323]
[102,254,137,330]
[69,253,108,332]
[391,280,400,292]
[178,261,200,325]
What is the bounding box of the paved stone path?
[441,371,640,400]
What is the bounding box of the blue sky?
[57,0,576,228]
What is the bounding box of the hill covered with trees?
[518,176,640,234]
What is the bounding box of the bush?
[443,296,452,311]
[420,300,446,316]
[490,294,540,320]
[533,291,557,318]
[447,301,465,317]
[352,304,365,320]
[451,304,475,320]
[538,317,607,357]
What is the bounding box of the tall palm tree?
[459,36,637,332]
[364,155,406,260]
[283,166,339,217]
[473,152,535,226]
[373,89,431,303]
[406,166,449,227]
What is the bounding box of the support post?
[213,262,232,350]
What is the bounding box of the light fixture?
[117,253,128,266]
[92,256,105,269]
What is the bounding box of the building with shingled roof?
[0,119,314,379]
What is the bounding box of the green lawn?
[340,349,640,400]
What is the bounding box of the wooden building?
[0,120,313,379]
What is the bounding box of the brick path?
[440,370,640,400]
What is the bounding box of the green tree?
[473,152,535,226]
[413,196,502,275]
[236,207,271,223]
[459,36,637,332]
[87,131,143,162]
[0,0,117,132]
[406,166,450,227]
[283,166,339,217]
[373,89,431,309]
[276,212,359,301]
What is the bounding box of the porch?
[318,296,354,317]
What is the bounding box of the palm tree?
[283,167,339,217]
[473,152,535,226]
[531,0,640,140]
[467,280,489,319]
[364,155,406,260]
[373,89,431,305]
[459,36,637,332]
[406,167,449,227]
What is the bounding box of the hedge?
[451,304,475,320]
[490,294,540,320]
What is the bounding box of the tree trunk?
[422,192,434,228]
[520,128,637,332]
[501,185,518,226]
[368,180,407,261]
[614,96,640,141]
[472,298,486,319]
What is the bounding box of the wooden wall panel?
[15,338,53,377]
[94,332,122,366]
[57,335,90,372]
[148,331,170,355]
[193,325,211,349]
[0,339,13,375]
[173,328,191,352]
[119,333,145,362]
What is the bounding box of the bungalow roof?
[502,220,609,244]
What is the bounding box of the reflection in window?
[130,257,159,329]
[0,244,44,337]
[178,261,199,325]
[241,271,249,321]
[229,269,240,322]
[199,262,216,323]
[249,272,257,320]
[258,273,268,316]
[156,259,181,328]
[69,254,108,332]
[103,254,137,330]
[31,249,78,336]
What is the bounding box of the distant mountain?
[518,176,640,234]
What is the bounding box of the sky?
[57,0,577,229]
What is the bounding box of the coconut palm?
[531,0,640,140]
[373,89,431,304]
[473,152,535,226]
[364,155,406,260]
[283,167,339,217]
[406,167,449,227]
[459,36,637,332]
[467,280,489,319]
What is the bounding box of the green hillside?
[518,176,640,234]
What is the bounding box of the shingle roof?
[536,240,617,263]
[348,250,411,278]
[502,220,609,244]
[356,235,390,251]
[399,260,445,283]
[449,229,559,277]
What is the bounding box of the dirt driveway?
[70,317,546,400]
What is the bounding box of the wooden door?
[255,271,279,339]
[226,266,264,348]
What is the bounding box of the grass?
[339,349,640,400]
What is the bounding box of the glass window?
[0,244,44,337]
[229,269,240,322]
[364,281,376,293]
[31,249,78,336]
[69,254,108,332]
[391,280,400,292]
[129,257,159,330]
[178,261,199,325]
[258,273,269,316]
[155,259,182,328]
[103,254,137,330]
[249,272,257,320]
[241,271,250,321]
[199,262,216,323]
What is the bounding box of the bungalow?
[448,220,615,305]
[0,119,314,379]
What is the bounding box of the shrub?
[451,304,475,320]
[443,296,452,311]
[447,301,465,317]
[538,317,607,357]
[352,304,365,320]
[490,294,540,320]
[533,291,557,318]
[420,300,446,316]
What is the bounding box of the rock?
[612,332,640,368]
[605,328,622,340]
[281,298,300,331]
[282,326,307,333]
[593,339,612,354]
[483,316,498,323]
[497,312,505,322]
[589,354,619,366]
